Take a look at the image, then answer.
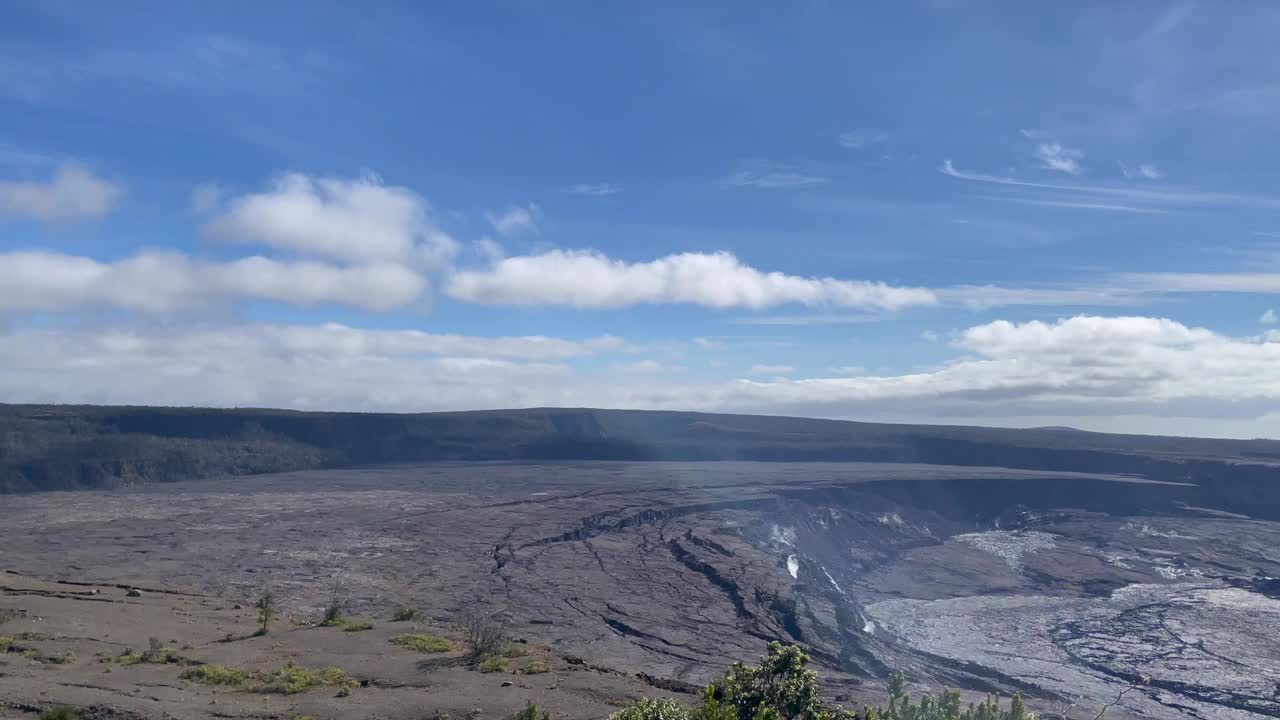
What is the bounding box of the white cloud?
[940,159,1280,210]
[0,250,426,312]
[693,337,723,350]
[1121,271,1280,293]
[1120,162,1164,180]
[486,203,539,236]
[205,172,457,266]
[0,164,123,221]
[1034,143,1084,175]
[7,315,1280,436]
[749,364,794,375]
[936,284,1145,309]
[565,183,621,196]
[613,359,668,374]
[1262,308,1277,324]
[724,170,826,189]
[445,250,937,311]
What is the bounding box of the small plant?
[511,702,551,720]
[461,612,508,661]
[320,576,348,626]
[38,708,80,720]
[390,633,452,653]
[523,659,550,674]
[341,618,374,632]
[478,656,510,673]
[0,636,13,652]
[181,664,358,694]
[391,607,421,622]
[608,698,692,720]
[143,637,164,662]
[256,587,276,635]
[501,643,531,658]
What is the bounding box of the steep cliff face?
[4,404,1280,496]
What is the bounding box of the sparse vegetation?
[320,576,348,626]
[0,636,13,652]
[511,702,552,720]
[391,607,421,622]
[181,664,253,687]
[181,663,358,694]
[340,618,374,632]
[461,612,508,661]
[478,656,510,673]
[38,708,80,720]
[609,698,692,720]
[502,642,531,658]
[256,587,276,635]
[607,643,1037,720]
[390,633,452,653]
[115,638,190,666]
[523,659,550,674]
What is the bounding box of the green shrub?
[0,636,13,652]
[698,642,830,720]
[523,659,550,674]
[478,656,510,673]
[862,672,1032,720]
[118,638,190,665]
[501,643,530,658]
[181,664,252,687]
[390,633,451,653]
[391,607,421,622]
[253,666,358,694]
[181,664,357,694]
[511,702,551,720]
[609,698,692,720]
[341,619,374,632]
[38,708,80,720]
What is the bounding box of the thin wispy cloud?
[1262,308,1277,325]
[1034,143,1084,175]
[940,159,1280,210]
[564,183,621,196]
[0,163,124,222]
[997,198,1169,214]
[724,170,827,189]
[837,131,887,149]
[486,203,540,236]
[1119,162,1164,180]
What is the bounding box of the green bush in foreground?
[390,633,452,653]
[609,643,1035,720]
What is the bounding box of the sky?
[2,1,1280,438]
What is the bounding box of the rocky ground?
[2,461,1278,719]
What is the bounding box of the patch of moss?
[38,708,80,720]
[390,633,451,653]
[340,619,374,632]
[478,656,510,674]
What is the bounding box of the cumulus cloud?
[0,250,426,312]
[205,172,457,266]
[445,250,937,311]
[1034,143,1084,175]
[0,164,124,221]
[486,203,539,236]
[5,316,1280,436]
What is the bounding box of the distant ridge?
[3,405,1280,503]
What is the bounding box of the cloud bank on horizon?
[3,1,1280,438]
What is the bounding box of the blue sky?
[3,0,1280,437]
